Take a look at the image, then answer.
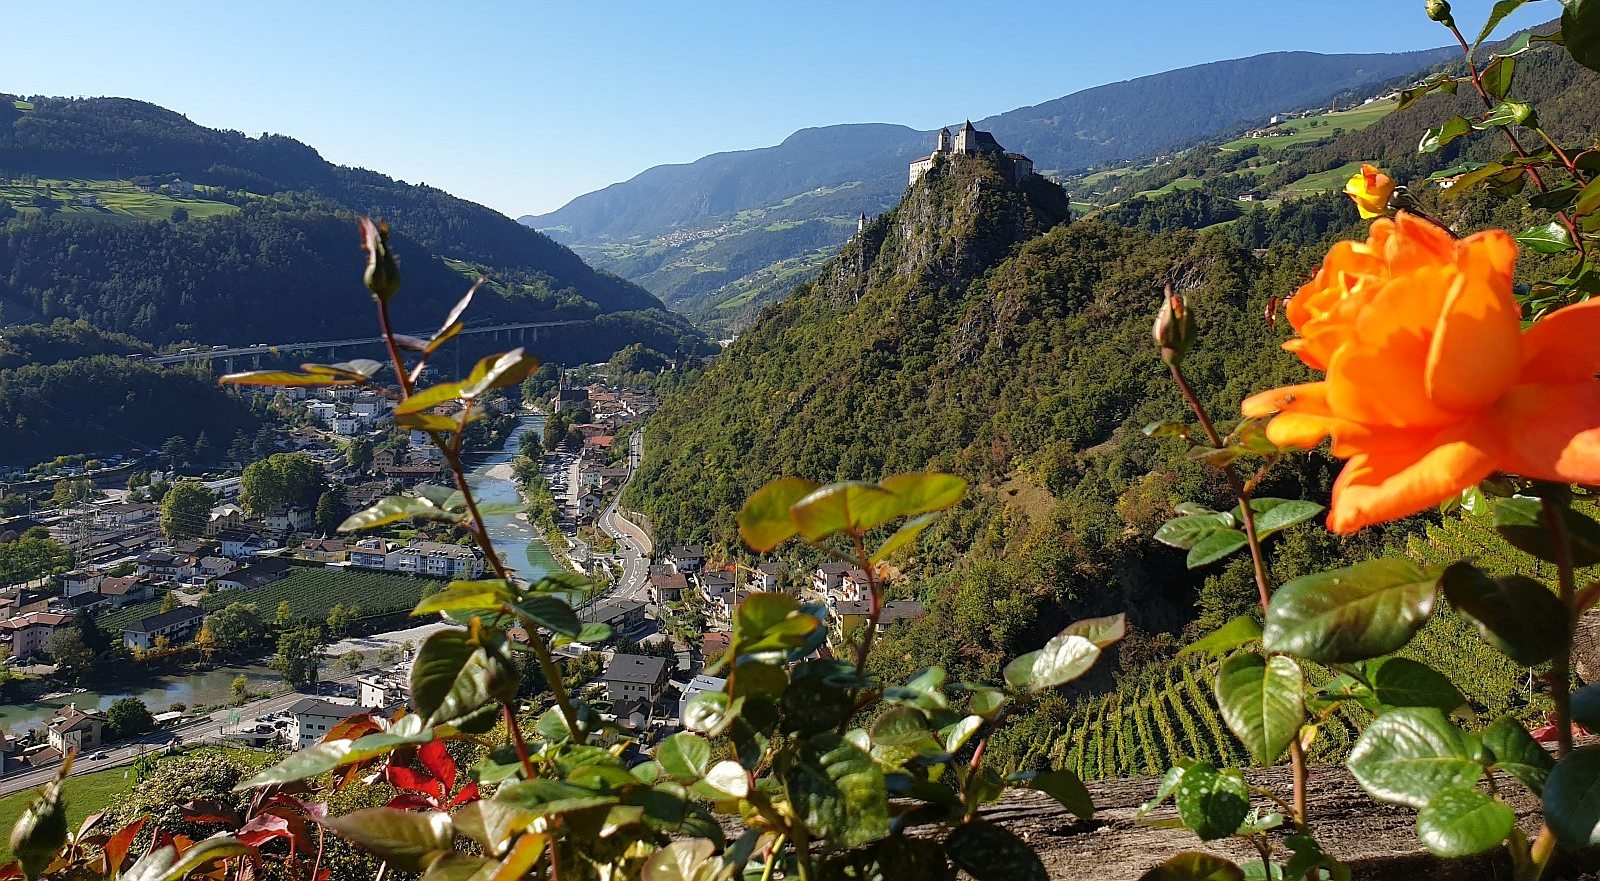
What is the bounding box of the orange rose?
[1244,212,1600,533]
[1344,164,1395,220]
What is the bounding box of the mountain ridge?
[521,45,1454,328]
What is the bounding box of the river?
[463,412,560,582]
[0,414,559,739]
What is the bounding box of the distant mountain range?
[522,46,1455,327]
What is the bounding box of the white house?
[285,697,363,749]
[391,541,483,578]
[121,606,205,651]
[266,505,312,534]
[677,674,726,722]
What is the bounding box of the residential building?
[285,697,364,749]
[97,576,156,608]
[213,557,294,591]
[582,599,650,641]
[266,505,313,534]
[835,569,871,603]
[602,653,670,705]
[647,569,688,605]
[122,606,205,651]
[811,562,852,595]
[358,671,409,708]
[0,611,73,661]
[349,539,395,570]
[297,538,348,563]
[829,600,927,643]
[219,531,279,560]
[677,674,727,722]
[753,561,788,592]
[45,705,105,754]
[207,504,247,536]
[392,541,483,578]
[135,550,184,583]
[668,545,704,575]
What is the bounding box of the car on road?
[89,751,108,760]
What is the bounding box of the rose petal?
[1520,298,1600,384]
[1327,420,1500,533]
[1493,381,1600,484]
[1425,248,1521,413]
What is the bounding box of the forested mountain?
[622,147,1400,773]
[0,95,707,358]
[524,45,1453,327]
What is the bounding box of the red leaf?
[417,740,456,792]
[235,814,293,849]
[323,713,379,743]
[181,800,243,825]
[446,781,480,809]
[384,793,437,811]
[385,765,443,799]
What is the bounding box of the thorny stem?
[1171,361,1310,832]
[1448,23,1586,258]
[1542,496,1577,758]
[502,703,537,778]
[373,295,585,743]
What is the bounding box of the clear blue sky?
[0,1,1553,217]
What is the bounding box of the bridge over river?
[146,319,585,368]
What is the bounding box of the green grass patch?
[1278,161,1369,197]
[0,767,135,861]
[11,100,33,111]
[1134,177,1203,198]
[0,178,238,222]
[1219,99,1396,153]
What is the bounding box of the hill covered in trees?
[622,149,1416,774]
[0,95,708,360]
[525,46,1454,328]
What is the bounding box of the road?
[145,319,586,365]
[0,665,387,799]
[599,431,652,605]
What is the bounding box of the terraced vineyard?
[197,566,442,622]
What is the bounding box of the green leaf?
[1543,745,1600,847]
[870,705,935,748]
[1263,559,1438,662]
[1032,768,1093,820]
[511,595,581,637]
[1483,716,1553,795]
[943,715,984,754]
[322,808,452,872]
[1154,512,1234,549]
[1416,788,1515,857]
[460,348,540,397]
[1420,116,1472,153]
[1366,657,1464,710]
[1494,497,1600,566]
[1517,221,1575,254]
[1476,100,1536,129]
[880,471,969,516]
[1138,852,1245,881]
[1573,175,1600,217]
[697,760,749,799]
[339,495,447,532]
[494,778,619,815]
[410,628,516,726]
[1572,682,1600,730]
[419,854,498,881]
[785,732,889,849]
[642,839,718,881]
[944,821,1048,881]
[9,772,66,881]
[871,512,939,563]
[790,481,899,540]
[1214,652,1304,765]
[735,591,820,653]
[1477,1,1534,48]
[1236,498,1324,540]
[219,370,359,387]
[683,691,741,736]
[1562,0,1600,74]
[1186,529,1249,569]
[656,732,713,781]
[147,837,254,881]
[1482,54,1517,99]
[737,477,818,552]
[1441,562,1566,665]
[1347,708,1482,809]
[1180,614,1262,659]
[1174,762,1250,841]
[1064,612,1127,648]
[394,380,469,417]
[411,580,515,616]
[1003,632,1099,692]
